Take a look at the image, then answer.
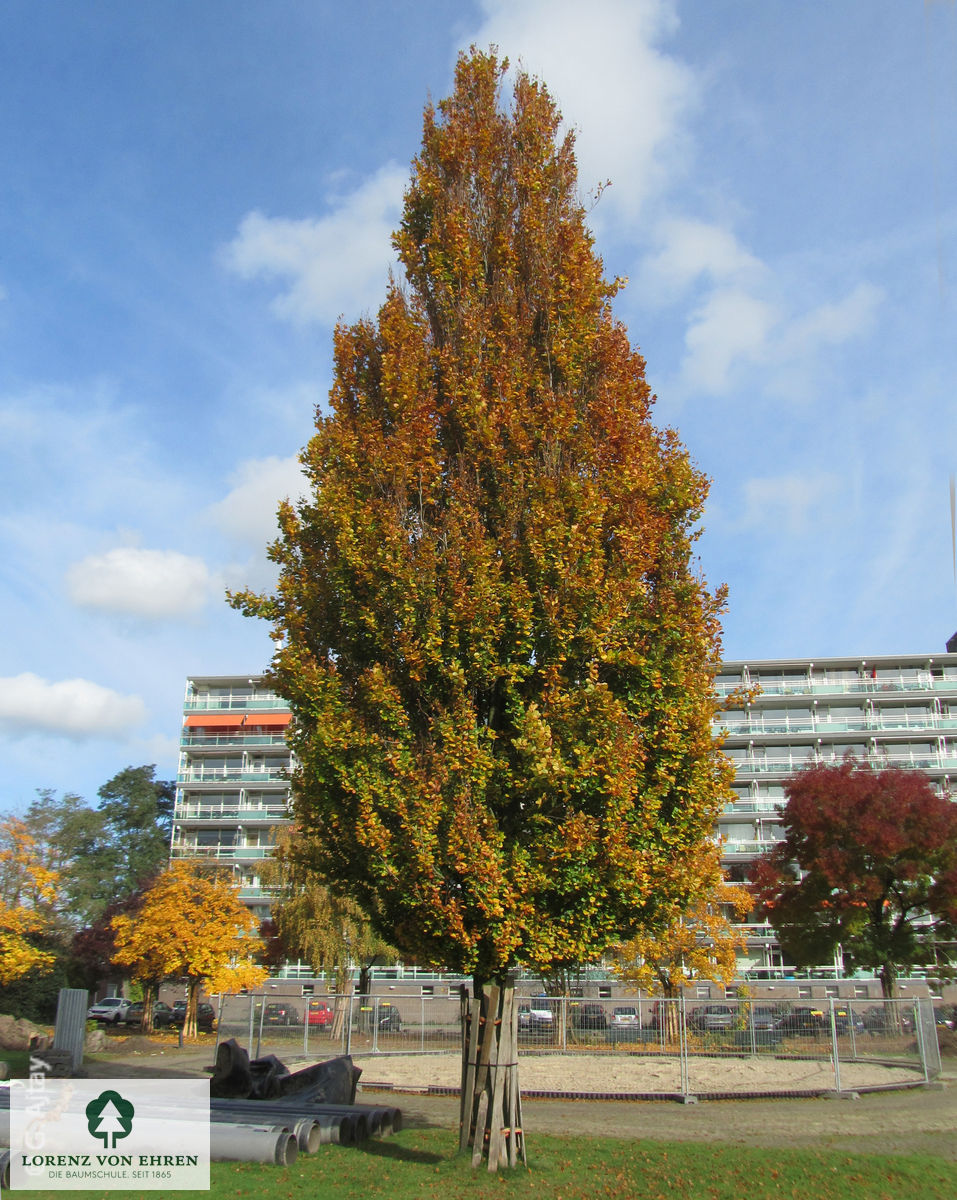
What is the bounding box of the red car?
[306,1000,335,1028]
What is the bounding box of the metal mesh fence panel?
[212,991,937,1096]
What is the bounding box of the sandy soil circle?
[355,1051,924,1096]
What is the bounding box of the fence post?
[420,993,425,1053]
[345,993,353,1057]
[828,997,842,1095]
[302,1003,308,1057]
[246,993,255,1058]
[679,996,690,1099]
[255,994,266,1060]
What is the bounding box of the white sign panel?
[9,1078,210,1190]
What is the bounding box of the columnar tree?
[751,756,957,998]
[232,49,729,1167]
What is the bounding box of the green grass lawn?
[8,1127,956,1200]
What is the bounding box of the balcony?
[721,840,778,857]
[174,805,290,822]
[716,675,957,698]
[181,734,289,748]
[170,844,276,860]
[715,712,956,737]
[177,768,289,784]
[184,696,288,711]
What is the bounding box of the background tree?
[18,791,107,928]
[261,826,398,1004]
[0,817,58,985]
[111,861,267,1037]
[5,765,174,932]
[612,843,750,1037]
[96,765,175,900]
[232,50,729,1166]
[750,756,957,998]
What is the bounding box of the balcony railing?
[716,676,957,699]
[721,840,778,856]
[174,806,290,822]
[181,734,289,748]
[177,769,289,784]
[183,697,288,711]
[729,752,949,775]
[715,714,957,736]
[170,844,276,860]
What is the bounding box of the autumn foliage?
[0,817,58,985]
[232,50,729,984]
[750,757,957,997]
[613,842,751,1000]
[111,861,266,1035]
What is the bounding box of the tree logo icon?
[85,1089,135,1148]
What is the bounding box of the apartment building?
[713,650,957,977]
[173,649,957,972]
[172,675,293,925]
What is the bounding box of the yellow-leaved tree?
[0,817,59,985]
[111,861,267,1037]
[612,843,751,1037]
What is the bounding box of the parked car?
[689,1005,736,1032]
[776,1006,826,1036]
[570,1002,607,1031]
[833,1005,866,1034]
[87,997,131,1025]
[750,1006,779,1031]
[263,1002,300,1026]
[517,998,554,1036]
[935,1005,956,1030]
[376,1002,402,1032]
[861,1005,915,1034]
[612,1006,639,1027]
[169,1001,217,1031]
[306,1000,335,1028]
[120,1001,174,1029]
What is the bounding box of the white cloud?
[207,454,309,551]
[471,0,696,222]
[739,472,842,535]
[66,547,217,618]
[222,164,407,326]
[639,218,765,299]
[678,281,884,397]
[681,288,778,393]
[778,283,883,357]
[0,673,147,739]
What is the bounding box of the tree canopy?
[232,49,729,985]
[750,756,957,997]
[612,842,751,1000]
[111,861,267,1036]
[260,825,398,994]
[0,817,58,985]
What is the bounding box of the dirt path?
[393,1084,957,1160]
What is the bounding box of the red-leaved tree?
[750,756,957,997]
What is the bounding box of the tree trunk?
[182,981,198,1039]
[879,961,898,1000]
[141,984,156,1035]
[459,973,525,1172]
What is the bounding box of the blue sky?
[2,0,957,809]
